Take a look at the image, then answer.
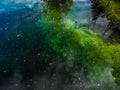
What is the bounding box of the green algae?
[97,0,120,29]
[0,0,120,88]
[36,0,120,85]
[37,16,114,82]
[109,44,120,85]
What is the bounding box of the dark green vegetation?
[40,0,120,86]
[37,0,120,85]
[37,16,110,80]
[110,45,120,86]
[93,0,120,29]
[42,0,73,27]
[0,0,120,89]
[91,0,120,85]
[38,0,110,81]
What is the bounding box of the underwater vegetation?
[37,0,120,87]
[0,0,120,89]
[37,16,109,77]
[42,0,73,27]
[91,1,120,85]
[93,0,120,85]
[37,13,120,85]
[94,0,120,29]
[36,0,120,86]
[110,44,120,86]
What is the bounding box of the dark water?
[0,0,120,90]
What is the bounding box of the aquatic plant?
[36,0,120,84]
[109,44,120,85]
[37,16,114,83]
[95,0,120,29]
[43,0,73,14]
[42,0,73,27]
